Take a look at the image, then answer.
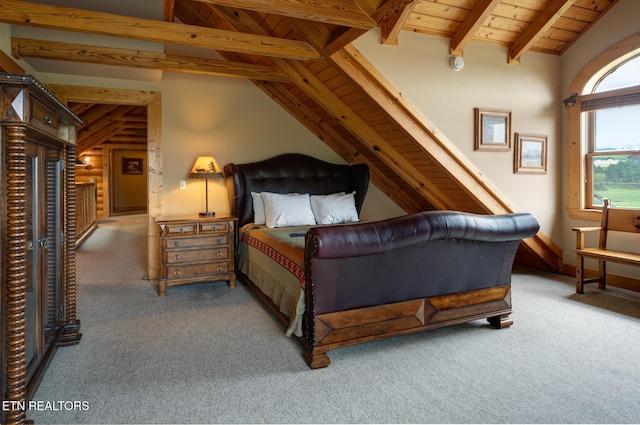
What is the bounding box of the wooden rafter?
[380,1,418,46]
[449,0,500,56]
[164,0,176,21]
[0,48,24,73]
[191,0,376,29]
[76,104,120,132]
[11,38,290,82]
[508,0,578,63]
[78,125,128,155]
[0,0,321,61]
[255,81,425,213]
[214,4,462,210]
[78,105,137,143]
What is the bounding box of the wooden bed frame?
[225,154,540,368]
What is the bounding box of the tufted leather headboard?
[224,154,370,227]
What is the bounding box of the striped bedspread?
[238,224,312,337]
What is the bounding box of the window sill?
[567,208,601,222]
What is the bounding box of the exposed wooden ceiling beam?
[0,48,24,73]
[76,104,120,131]
[450,0,501,56]
[11,38,291,82]
[255,80,426,213]
[78,125,127,155]
[78,106,137,144]
[380,1,417,46]
[69,103,94,116]
[508,0,577,63]
[214,4,460,210]
[101,143,147,150]
[50,85,159,106]
[0,0,320,61]
[164,0,176,21]
[191,0,376,29]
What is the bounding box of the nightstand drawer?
[200,221,231,234]
[165,235,229,249]
[165,247,229,264]
[165,261,230,280]
[161,223,198,236]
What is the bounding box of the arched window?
[567,34,640,219]
[581,55,640,208]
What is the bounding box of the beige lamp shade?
[188,156,224,179]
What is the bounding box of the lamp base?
[199,211,215,217]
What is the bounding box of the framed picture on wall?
[514,133,547,174]
[122,157,143,174]
[474,107,511,151]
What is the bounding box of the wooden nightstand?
[156,214,238,296]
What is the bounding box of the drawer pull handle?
[43,116,52,126]
[174,241,180,247]
[216,266,222,271]
[174,254,180,260]
[173,270,181,276]
[216,238,222,244]
[212,226,216,231]
[216,251,222,257]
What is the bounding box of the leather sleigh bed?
[224,153,540,369]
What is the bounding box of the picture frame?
[122,157,143,174]
[474,108,511,151]
[514,133,547,174]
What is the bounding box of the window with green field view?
[584,54,640,208]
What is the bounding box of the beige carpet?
[28,214,640,424]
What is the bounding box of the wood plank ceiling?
[0,0,620,271]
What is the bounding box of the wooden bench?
[573,198,640,294]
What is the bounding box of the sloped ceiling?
[0,0,621,271]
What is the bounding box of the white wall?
[353,29,562,240]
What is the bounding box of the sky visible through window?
[593,55,640,151]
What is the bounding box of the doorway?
[50,84,161,280]
[110,149,148,215]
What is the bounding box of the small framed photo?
[474,108,511,151]
[122,157,143,174]
[514,133,547,174]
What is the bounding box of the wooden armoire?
[1,74,83,425]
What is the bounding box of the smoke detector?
[450,56,464,71]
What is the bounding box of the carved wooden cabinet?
[156,215,237,296]
[1,74,83,425]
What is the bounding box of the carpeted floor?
[29,214,640,424]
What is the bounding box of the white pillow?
[251,192,266,225]
[261,192,317,228]
[252,192,301,225]
[310,191,359,225]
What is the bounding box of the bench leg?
[576,254,585,294]
[598,260,606,289]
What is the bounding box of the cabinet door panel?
[24,143,64,381]
[25,144,39,374]
[43,147,63,343]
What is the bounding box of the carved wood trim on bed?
[303,285,512,369]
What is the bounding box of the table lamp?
[188,155,224,217]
